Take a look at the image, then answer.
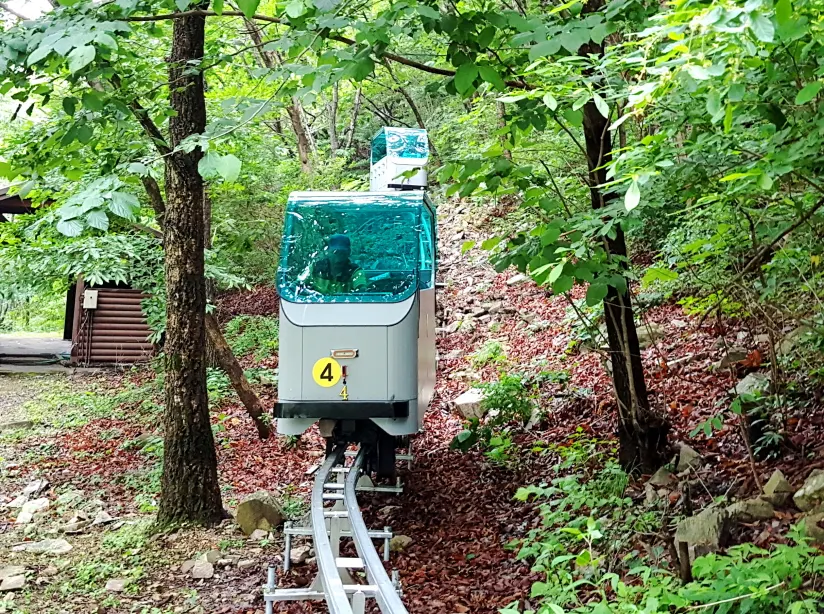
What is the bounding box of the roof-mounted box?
[369,127,428,191]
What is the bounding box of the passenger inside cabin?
[308,233,367,294]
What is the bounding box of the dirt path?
[0,373,64,429]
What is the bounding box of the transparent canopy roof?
[370,127,429,164]
[277,192,435,304]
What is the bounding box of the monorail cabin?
[274,128,435,457]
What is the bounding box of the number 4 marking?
[321,363,334,382]
[339,386,349,401]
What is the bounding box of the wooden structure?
[0,185,34,222]
[71,280,155,366]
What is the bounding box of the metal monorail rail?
[263,444,409,614]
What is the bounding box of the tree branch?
[0,1,28,20]
[124,9,533,88]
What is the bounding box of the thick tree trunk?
[203,188,219,369]
[345,87,362,150]
[329,83,339,155]
[579,6,669,473]
[157,8,224,527]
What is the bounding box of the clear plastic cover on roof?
[370,127,429,164]
[277,192,435,304]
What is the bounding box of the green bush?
[223,315,279,361]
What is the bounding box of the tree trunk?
[329,83,339,155]
[579,4,669,474]
[203,188,219,369]
[157,7,224,527]
[244,18,314,173]
[345,86,362,150]
[204,313,270,438]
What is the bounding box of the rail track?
[263,444,409,614]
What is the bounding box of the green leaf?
[417,4,440,19]
[563,108,583,127]
[795,81,822,105]
[706,90,721,116]
[529,39,561,61]
[593,92,609,118]
[775,0,792,26]
[586,282,608,306]
[477,25,495,48]
[461,240,475,254]
[758,172,774,190]
[454,64,479,95]
[750,13,775,42]
[552,275,574,294]
[0,161,12,179]
[548,261,566,284]
[728,83,745,102]
[624,180,640,211]
[85,209,110,231]
[481,236,502,250]
[176,0,191,9]
[128,162,149,176]
[724,104,734,132]
[237,0,262,16]
[641,267,678,285]
[82,91,104,112]
[212,0,224,14]
[478,66,505,90]
[67,45,96,74]
[27,44,52,66]
[76,124,94,145]
[590,22,609,44]
[216,154,242,182]
[62,97,77,116]
[57,218,84,237]
[314,0,341,10]
[284,0,303,18]
[110,192,139,220]
[349,57,374,81]
[543,92,558,111]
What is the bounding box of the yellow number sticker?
[312,357,342,388]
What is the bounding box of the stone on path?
[201,550,221,564]
[237,560,256,571]
[801,512,824,545]
[92,510,115,526]
[794,470,824,512]
[715,347,748,370]
[290,545,311,566]
[16,538,72,555]
[389,535,413,552]
[248,529,269,541]
[105,578,129,592]
[727,498,775,522]
[636,323,664,349]
[0,567,26,581]
[648,467,675,487]
[452,389,486,421]
[0,575,25,591]
[778,325,813,355]
[5,495,27,509]
[190,561,214,580]
[235,491,284,536]
[762,469,793,506]
[15,497,49,524]
[180,560,196,574]
[22,479,48,497]
[674,508,729,560]
[734,372,771,396]
[506,274,529,286]
[676,444,702,472]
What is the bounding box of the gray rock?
[91,510,115,526]
[727,498,775,522]
[734,372,771,396]
[248,528,269,541]
[62,518,91,534]
[201,550,221,564]
[237,559,256,571]
[235,491,284,536]
[22,479,48,497]
[506,274,529,286]
[5,495,27,509]
[644,483,659,504]
[671,319,689,329]
[40,565,58,577]
[55,491,83,508]
[528,320,552,332]
[105,578,129,592]
[801,512,824,545]
[754,334,771,346]
[763,470,793,506]
[676,444,702,472]
[452,389,486,421]
[180,560,196,574]
[19,538,72,555]
[389,535,413,552]
[794,471,824,512]
[290,545,311,565]
[778,326,813,355]
[715,347,748,370]
[0,575,25,591]
[674,508,729,558]
[16,497,50,524]
[190,561,214,580]
[636,323,665,349]
[648,467,675,487]
[0,567,26,581]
